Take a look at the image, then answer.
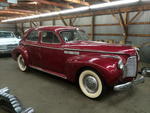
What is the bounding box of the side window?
[41,31,60,43]
[27,30,39,41]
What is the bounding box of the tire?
[17,54,28,72]
[79,70,104,99]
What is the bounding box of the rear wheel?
[79,70,104,99]
[17,54,28,72]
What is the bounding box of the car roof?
[35,26,76,31]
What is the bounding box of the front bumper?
[0,50,12,54]
[114,76,144,91]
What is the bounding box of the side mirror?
[141,67,150,76]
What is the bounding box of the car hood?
[63,41,136,56]
[0,38,21,45]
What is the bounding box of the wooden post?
[52,19,56,26]
[118,13,128,44]
[15,23,18,33]
[21,23,24,34]
[39,21,43,26]
[30,21,32,28]
[91,15,95,41]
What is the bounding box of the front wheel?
[79,70,104,99]
[17,54,28,72]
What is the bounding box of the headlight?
[0,45,7,50]
[134,47,140,61]
[118,60,124,69]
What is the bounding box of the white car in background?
[0,31,21,54]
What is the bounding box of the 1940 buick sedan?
[12,26,144,99]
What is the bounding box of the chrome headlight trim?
[134,47,140,61]
[101,55,124,70]
[118,59,124,70]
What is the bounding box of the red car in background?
[12,26,144,99]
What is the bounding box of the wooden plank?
[129,22,150,25]
[128,11,142,23]
[32,0,73,8]
[88,33,150,37]
[129,34,150,37]
[64,0,89,6]
[75,22,150,27]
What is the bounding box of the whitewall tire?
[79,70,103,99]
[17,54,27,72]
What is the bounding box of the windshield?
[60,29,89,42]
[0,32,15,38]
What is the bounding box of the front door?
[39,31,65,77]
[25,30,41,67]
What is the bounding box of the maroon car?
[12,26,144,99]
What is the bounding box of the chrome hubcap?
[83,75,98,93]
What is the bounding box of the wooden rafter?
[64,0,89,6]
[0,10,28,15]
[59,16,68,26]
[31,0,73,8]
[128,11,142,23]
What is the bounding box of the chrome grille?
[123,56,137,77]
[7,44,18,50]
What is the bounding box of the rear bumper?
[114,76,144,91]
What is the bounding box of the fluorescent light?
[60,6,89,15]
[90,0,139,10]
[1,0,140,23]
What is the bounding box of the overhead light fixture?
[90,0,139,10]
[1,0,141,23]
[60,6,89,15]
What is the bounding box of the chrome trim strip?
[29,65,67,79]
[101,55,122,60]
[24,44,64,50]
[24,43,127,55]
[64,50,80,55]
[64,48,126,55]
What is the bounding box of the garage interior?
[0,0,150,113]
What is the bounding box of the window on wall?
[27,30,39,41]
[41,31,60,43]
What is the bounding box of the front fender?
[12,45,29,66]
[65,54,123,85]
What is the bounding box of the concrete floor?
[0,55,150,113]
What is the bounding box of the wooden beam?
[88,33,150,37]
[0,10,27,15]
[64,0,89,6]
[91,15,95,41]
[32,0,73,8]
[128,11,142,23]
[59,16,68,26]
[119,13,128,43]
